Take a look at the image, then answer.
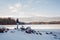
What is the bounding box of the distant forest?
[0,18,25,25]
[0,17,60,25]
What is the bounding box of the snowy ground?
[0,29,60,40]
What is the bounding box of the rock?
[50,32,53,34]
[10,31,15,33]
[26,27,31,31]
[25,27,32,33]
[46,32,49,34]
[31,30,36,34]
[20,26,26,31]
[0,26,9,33]
[4,28,9,32]
[39,33,42,35]
[53,34,57,36]
[25,30,32,34]
[0,29,5,33]
[25,27,36,34]
[36,33,38,35]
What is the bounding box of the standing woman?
[16,18,19,29]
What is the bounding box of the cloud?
[9,2,32,12]
[9,3,23,12]
[8,3,34,17]
[15,3,22,8]
[8,2,49,17]
[1,0,59,17]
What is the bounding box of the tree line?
[0,18,25,25]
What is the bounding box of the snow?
[0,29,60,40]
[0,25,6,29]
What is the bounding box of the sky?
[0,0,60,18]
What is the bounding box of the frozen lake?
[2,24,60,29]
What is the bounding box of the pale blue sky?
[0,0,60,17]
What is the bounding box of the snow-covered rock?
[0,26,9,33]
[26,27,31,31]
[20,26,26,31]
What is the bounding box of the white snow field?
[0,29,60,40]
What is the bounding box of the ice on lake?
[3,24,60,29]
